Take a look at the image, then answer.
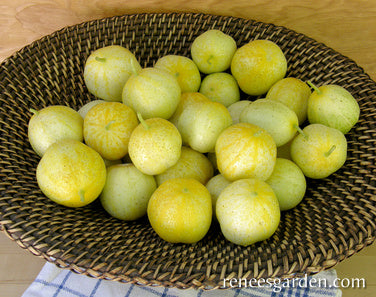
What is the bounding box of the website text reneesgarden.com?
[222,274,366,292]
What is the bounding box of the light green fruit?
[154,55,201,93]
[169,92,210,127]
[177,100,233,153]
[266,77,311,124]
[307,82,360,134]
[231,39,287,96]
[290,124,347,179]
[227,100,252,124]
[191,29,237,74]
[266,158,306,211]
[28,105,83,157]
[199,72,240,107]
[240,99,299,147]
[100,163,157,221]
[78,100,105,119]
[156,146,213,186]
[205,174,231,219]
[84,45,141,102]
[216,178,280,247]
[128,116,182,175]
[122,67,181,119]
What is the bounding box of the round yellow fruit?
[78,99,105,119]
[216,178,280,246]
[307,83,360,134]
[83,102,138,160]
[36,139,106,208]
[199,72,240,107]
[28,105,83,157]
[156,146,213,186]
[215,123,277,181]
[177,100,233,153]
[290,123,347,179]
[266,158,306,211]
[122,67,181,119]
[83,45,141,102]
[239,98,299,147]
[154,55,201,93]
[128,117,182,175]
[147,178,212,244]
[227,100,252,124]
[266,77,311,125]
[231,39,287,96]
[191,29,237,74]
[169,92,210,127]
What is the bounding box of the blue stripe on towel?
[89,279,102,297]
[34,276,87,297]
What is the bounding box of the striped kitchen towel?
[22,262,341,297]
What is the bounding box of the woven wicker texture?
[0,13,376,290]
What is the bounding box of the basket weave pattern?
[0,13,376,289]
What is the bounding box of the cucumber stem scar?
[325,145,336,157]
[294,124,307,140]
[137,112,150,130]
[30,108,39,115]
[307,80,322,95]
[105,120,115,130]
[95,56,106,62]
[79,189,85,202]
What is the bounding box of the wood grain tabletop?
[1,1,375,297]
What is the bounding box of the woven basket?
[1,12,376,290]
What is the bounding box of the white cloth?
[22,262,341,297]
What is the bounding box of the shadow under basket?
[0,12,376,290]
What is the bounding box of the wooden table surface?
[1,1,376,297]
